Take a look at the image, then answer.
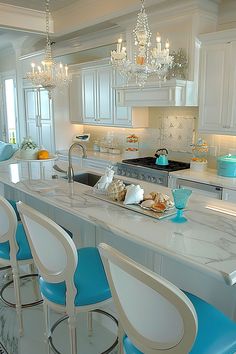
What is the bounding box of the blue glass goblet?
[171,188,192,223]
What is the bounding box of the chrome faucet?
[67,142,87,183]
[53,143,87,183]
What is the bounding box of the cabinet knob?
[151,177,156,183]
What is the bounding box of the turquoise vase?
[171,188,192,223]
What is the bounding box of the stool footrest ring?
[48,309,118,354]
[0,273,43,308]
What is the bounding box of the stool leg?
[68,315,77,354]
[87,311,93,338]
[118,323,125,354]
[43,302,51,354]
[29,263,41,301]
[12,266,23,336]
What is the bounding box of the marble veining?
[2,161,236,285]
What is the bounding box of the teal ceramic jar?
[217,155,236,177]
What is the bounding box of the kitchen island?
[1,158,236,319]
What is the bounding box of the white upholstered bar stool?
[17,201,118,354]
[0,196,42,336]
[99,243,236,354]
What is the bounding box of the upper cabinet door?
[199,30,236,135]
[227,42,236,131]
[82,69,96,123]
[68,62,147,127]
[113,71,132,127]
[96,67,113,125]
[69,72,83,123]
[199,43,229,132]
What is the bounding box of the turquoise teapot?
[155,148,169,166]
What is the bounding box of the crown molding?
[199,27,236,43]
[116,0,218,28]
[0,3,53,34]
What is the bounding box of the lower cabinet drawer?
[222,188,236,203]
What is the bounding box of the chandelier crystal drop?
[26,0,71,98]
[111,0,173,87]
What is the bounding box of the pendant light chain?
[46,0,50,48]
[26,0,71,98]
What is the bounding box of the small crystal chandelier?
[111,0,173,87]
[26,0,71,98]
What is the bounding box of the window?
[3,77,18,144]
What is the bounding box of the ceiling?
[0,0,79,11]
[0,0,233,62]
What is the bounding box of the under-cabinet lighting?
[206,205,236,217]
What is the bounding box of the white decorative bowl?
[19,148,38,160]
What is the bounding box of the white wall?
[53,87,83,151]
[0,49,16,72]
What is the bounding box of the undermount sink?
[65,172,101,187]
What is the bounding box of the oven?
[116,157,190,187]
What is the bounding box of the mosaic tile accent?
[161,116,195,153]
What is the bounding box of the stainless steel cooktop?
[116,157,190,186]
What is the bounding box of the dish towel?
[161,116,195,153]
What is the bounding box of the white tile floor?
[0,273,118,354]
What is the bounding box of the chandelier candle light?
[111,0,173,87]
[26,0,71,98]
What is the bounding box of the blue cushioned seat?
[7,199,21,221]
[123,291,236,354]
[186,291,236,354]
[0,223,32,260]
[40,247,111,306]
[123,336,142,354]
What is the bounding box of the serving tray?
[85,191,176,220]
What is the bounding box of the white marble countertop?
[59,150,236,191]
[1,158,236,286]
[170,168,236,190]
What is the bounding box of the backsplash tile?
[161,116,195,153]
[70,106,236,169]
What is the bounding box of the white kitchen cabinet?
[199,30,236,135]
[96,226,155,270]
[69,61,149,127]
[113,70,132,126]
[69,71,83,123]
[222,188,236,203]
[159,254,236,320]
[113,71,149,127]
[82,65,113,125]
[24,88,55,152]
[115,79,196,107]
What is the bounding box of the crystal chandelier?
[111,0,173,87]
[26,0,71,98]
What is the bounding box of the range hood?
[115,79,197,107]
